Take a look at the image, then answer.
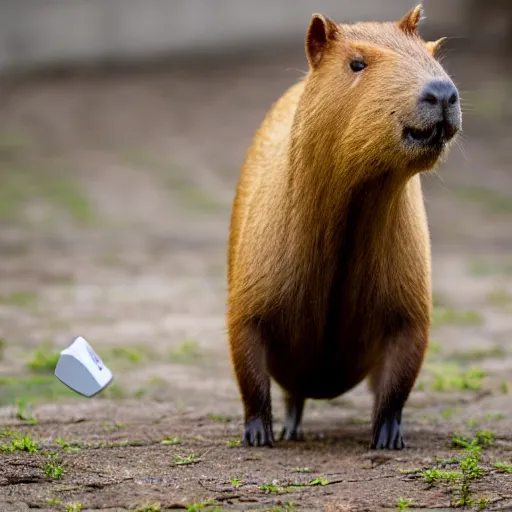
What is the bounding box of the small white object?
[54,336,113,397]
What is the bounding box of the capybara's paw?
[243,417,275,447]
[371,415,404,450]
[280,425,305,442]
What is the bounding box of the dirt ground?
[0,41,511,512]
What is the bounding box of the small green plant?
[396,497,413,510]
[109,346,146,364]
[460,451,484,479]
[227,439,241,447]
[186,500,219,511]
[475,430,494,447]
[0,338,5,360]
[0,291,37,308]
[260,482,283,493]
[134,503,161,512]
[465,417,479,428]
[263,504,294,512]
[43,458,64,479]
[494,462,512,473]
[207,413,230,422]
[161,436,181,445]
[16,398,38,424]
[452,445,485,507]
[64,504,83,512]
[169,340,203,364]
[476,496,490,511]
[421,468,460,484]
[484,412,505,421]
[54,438,79,452]
[174,454,199,465]
[501,381,509,394]
[27,346,60,373]
[308,476,329,486]
[230,477,242,487]
[46,497,61,504]
[103,422,126,432]
[429,364,486,392]
[431,306,482,327]
[1,432,39,453]
[292,467,312,473]
[441,408,456,419]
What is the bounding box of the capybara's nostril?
[420,79,459,110]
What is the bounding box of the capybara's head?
[300,4,462,173]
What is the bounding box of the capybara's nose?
[420,79,459,110]
[418,79,461,141]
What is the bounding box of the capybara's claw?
[243,417,275,447]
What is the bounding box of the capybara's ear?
[306,13,341,69]
[397,4,423,35]
[426,37,447,58]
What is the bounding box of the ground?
[0,43,511,512]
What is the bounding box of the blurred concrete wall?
[0,0,466,73]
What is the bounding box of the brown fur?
[227,5,461,449]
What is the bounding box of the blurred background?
[0,0,510,420]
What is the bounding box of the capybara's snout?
[404,77,461,148]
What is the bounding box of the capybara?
[227,4,461,449]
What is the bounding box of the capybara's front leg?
[229,321,274,447]
[281,393,306,441]
[369,326,428,450]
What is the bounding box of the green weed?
[186,501,220,512]
[169,340,203,364]
[43,458,65,479]
[487,289,512,308]
[469,260,512,277]
[421,468,460,484]
[430,365,486,392]
[308,477,329,486]
[134,504,161,512]
[396,497,413,510]
[454,185,512,214]
[260,483,284,493]
[16,398,38,424]
[484,412,505,421]
[1,432,39,453]
[54,438,80,452]
[446,346,505,364]
[26,345,61,373]
[453,449,484,507]
[441,408,456,419]
[494,462,512,473]
[476,497,490,511]
[37,173,97,227]
[0,291,37,308]
[103,422,126,432]
[160,436,181,445]
[292,467,312,473]
[174,454,199,465]
[431,306,482,328]
[230,477,242,487]
[227,439,241,447]
[109,346,147,364]
[207,413,231,423]
[0,376,76,406]
[64,504,83,512]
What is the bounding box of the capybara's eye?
[350,60,367,72]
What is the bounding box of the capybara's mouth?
[403,122,444,147]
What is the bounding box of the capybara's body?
[227,5,461,449]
